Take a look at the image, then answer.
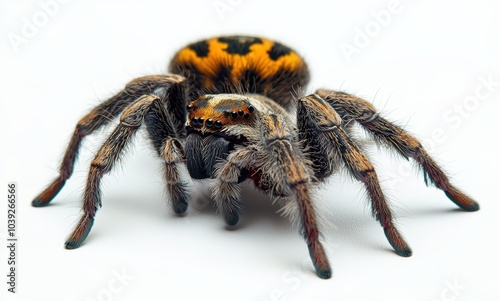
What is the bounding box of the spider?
[32,35,479,279]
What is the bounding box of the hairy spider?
[32,35,479,279]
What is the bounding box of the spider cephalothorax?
[32,35,479,279]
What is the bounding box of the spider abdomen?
[169,35,310,108]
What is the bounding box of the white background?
[1,0,499,300]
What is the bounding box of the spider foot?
[384,228,412,257]
[170,188,189,215]
[65,215,95,249]
[223,211,240,226]
[308,242,332,279]
[32,178,66,207]
[315,266,333,280]
[172,201,188,215]
[444,188,480,212]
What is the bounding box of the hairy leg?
[32,74,187,207]
[161,139,190,215]
[211,147,255,226]
[316,89,479,211]
[142,85,190,214]
[259,114,331,279]
[65,92,186,249]
[298,94,411,257]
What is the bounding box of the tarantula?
[32,35,479,279]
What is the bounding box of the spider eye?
[191,117,200,127]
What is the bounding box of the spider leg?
[211,147,255,226]
[144,98,189,215]
[298,94,411,257]
[260,114,331,279]
[316,89,479,212]
[32,74,187,207]
[161,138,190,214]
[65,92,187,249]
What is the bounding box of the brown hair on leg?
[317,89,479,212]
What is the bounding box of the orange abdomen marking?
[169,36,310,108]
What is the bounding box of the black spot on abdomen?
[268,42,292,60]
[212,65,234,93]
[218,36,263,55]
[188,40,209,57]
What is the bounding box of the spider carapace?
[33,35,479,279]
